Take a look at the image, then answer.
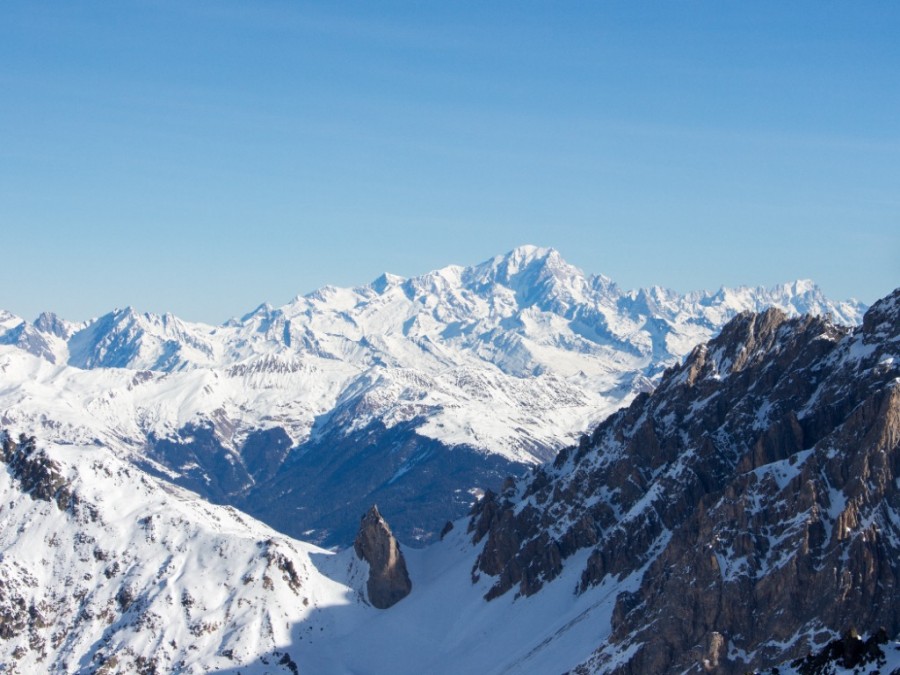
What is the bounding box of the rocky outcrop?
[758,628,893,674]
[468,289,900,673]
[1,432,73,510]
[354,506,412,609]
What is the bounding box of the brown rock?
[468,289,900,673]
[353,505,412,609]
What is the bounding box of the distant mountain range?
[0,245,866,544]
[1,284,895,674]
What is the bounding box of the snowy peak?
[370,272,406,294]
[464,245,588,311]
[473,245,570,285]
[704,279,864,326]
[32,311,74,340]
[66,306,216,371]
[0,320,62,364]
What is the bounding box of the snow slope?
[0,431,353,674]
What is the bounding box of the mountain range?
[0,283,896,673]
[0,246,866,545]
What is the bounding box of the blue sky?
[1,2,898,323]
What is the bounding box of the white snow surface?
[0,246,865,465]
[0,437,342,673]
[0,437,629,674]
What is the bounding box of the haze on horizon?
[1,2,897,323]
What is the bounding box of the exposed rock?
[757,628,892,674]
[1,432,73,510]
[469,289,900,673]
[0,430,326,673]
[0,322,57,363]
[354,506,412,609]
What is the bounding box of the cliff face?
[354,506,412,609]
[469,290,900,674]
[0,433,73,511]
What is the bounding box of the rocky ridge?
[468,288,900,673]
[757,629,900,675]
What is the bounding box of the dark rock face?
[353,506,412,609]
[759,628,891,675]
[1,432,73,510]
[468,290,900,674]
[33,312,71,340]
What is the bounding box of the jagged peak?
[706,279,821,300]
[32,311,72,339]
[461,245,588,312]
[861,287,900,340]
[503,243,558,262]
[703,307,794,374]
[370,272,406,294]
[235,301,276,324]
[112,305,139,319]
[361,503,385,524]
[483,245,572,279]
[778,278,818,296]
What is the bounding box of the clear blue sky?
[2,2,898,323]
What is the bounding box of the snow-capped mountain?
[0,246,866,544]
[2,288,896,675]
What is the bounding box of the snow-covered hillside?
[0,246,866,544]
[0,431,347,673]
[0,431,655,675]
